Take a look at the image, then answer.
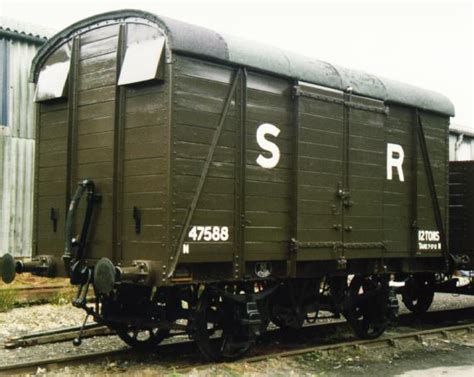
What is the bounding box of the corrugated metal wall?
[0,38,38,257]
[449,132,474,161]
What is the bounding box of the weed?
[0,289,17,312]
[50,290,73,305]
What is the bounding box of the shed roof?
[450,124,474,138]
[31,9,454,116]
[0,17,54,44]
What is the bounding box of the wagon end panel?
[72,24,120,261]
[119,32,171,263]
[36,99,69,258]
[35,21,171,268]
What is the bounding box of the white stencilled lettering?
[256,123,281,169]
[188,226,229,242]
[387,143,405,182]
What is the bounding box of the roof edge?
[0,29,47,45]
[30,9,455,118]
[30,9,169,82]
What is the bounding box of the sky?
[1,0,472,127]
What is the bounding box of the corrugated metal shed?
[0,17,52,44]
[0,18,52,257]
[449,124,474,161]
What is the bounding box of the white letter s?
[256,123,281,169]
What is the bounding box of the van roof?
[31,9,455,116]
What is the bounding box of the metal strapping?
[66,37,80,208]
[167,69,242,278]
[296,241,386,250]
[416,112,450,269]
[294,86,389,114]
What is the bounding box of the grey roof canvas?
[31,9,454,116]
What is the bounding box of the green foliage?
[0,289,17,312]
[49,290,72,306]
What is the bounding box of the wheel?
[193,288,252,361]
[109,286,179,351]
[268,279,320,329]
[116,326,170,350]
[344,275,390,340]
[402,275,435,314]
[269,303,304,329]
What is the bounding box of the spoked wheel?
[116,326,170,350]
[344,275,390,340]
[402,275,435,314]
[193,288,252,361]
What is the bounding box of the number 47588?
[188,226,229,242]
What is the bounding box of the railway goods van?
[1,10,469,360]
[449,161,474,271]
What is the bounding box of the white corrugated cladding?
[449,125,474,161]
[0,37,41,257]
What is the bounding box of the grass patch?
[50,289,74,305]
[0,289,18,312]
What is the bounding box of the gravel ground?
[0,292,473,375]
[0,304,128,368]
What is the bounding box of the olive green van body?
[32,10,454,285]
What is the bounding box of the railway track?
[180,323,474,374]
[0,285,75,305]
[0,306,473,375]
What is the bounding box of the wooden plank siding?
[33,22,449,281]
[121,82,170,261]
[170,56,237,263]
[296,87,344,261]
[169,54,449,271]
[34,23,172,265]
[36,101,68,255]
[72,26,118,260]
[343,97,385,259]
[244,73,293,261]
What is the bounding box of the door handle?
[50,208,58,233]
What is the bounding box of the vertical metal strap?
[167,69,242,278]
[165,58,174,276]
[410,110,419,259]
[66,37,80,209]
[112,24,127,263]
[416,111,449,268]
[290,82,300,277]
[234,68,247,279]
[343,90,352,194]
[341,89,352,251]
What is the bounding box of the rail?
[0,307,472,375]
